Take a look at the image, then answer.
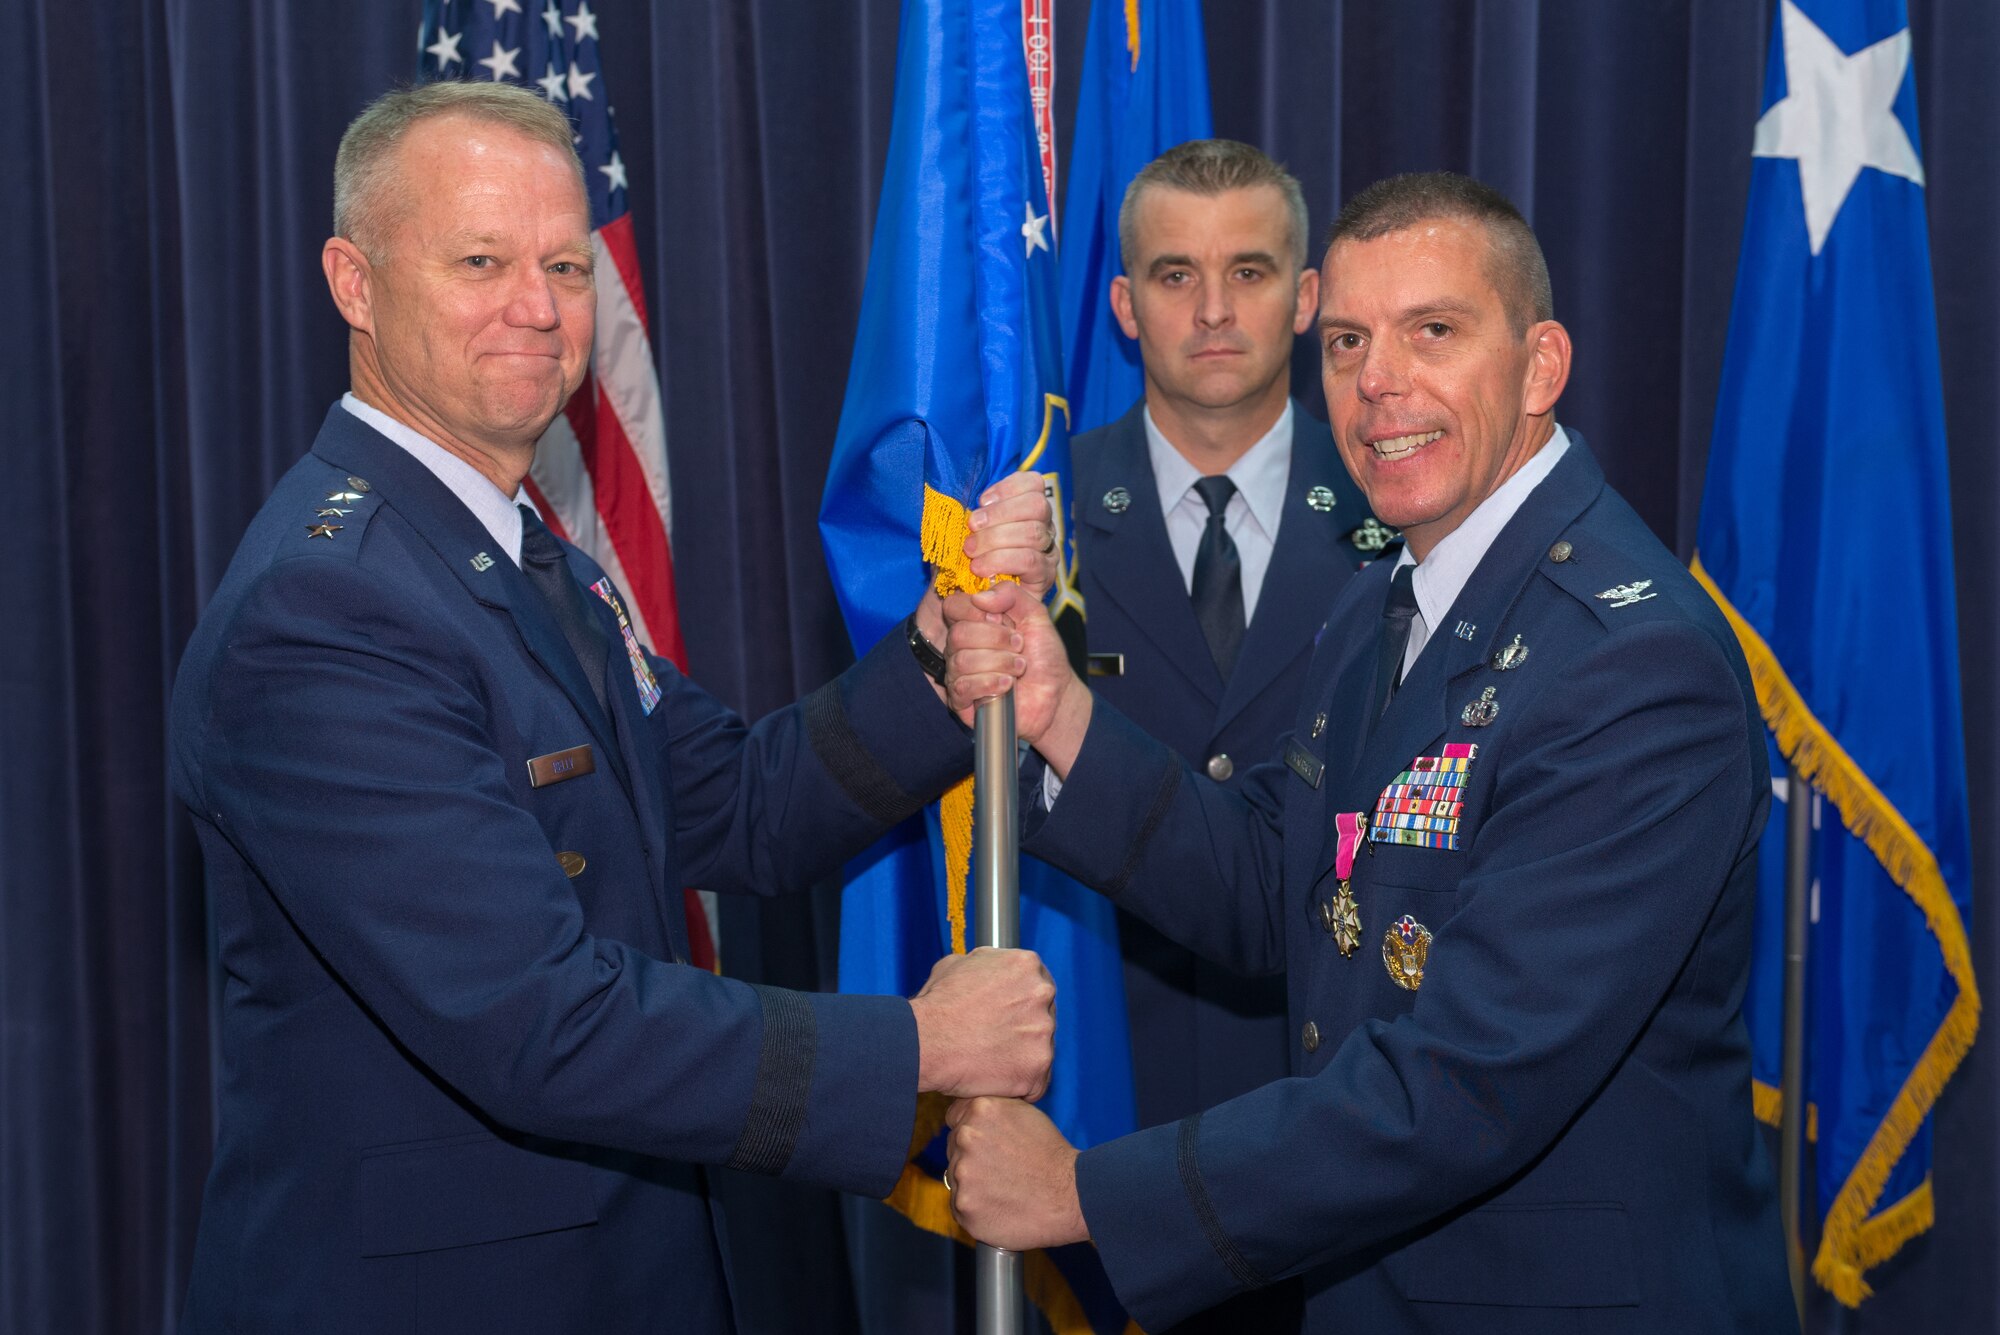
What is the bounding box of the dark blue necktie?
[1190,475,1245,680]
[518,505,611,718]
[1373,563,1420,723]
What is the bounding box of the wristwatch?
[906,613,948,685]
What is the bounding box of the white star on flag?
[565,1,599,43]
[1021,202,1050,258]
[542,2,562,39]
[425,27,464,68]
[486,0,523,16]
[566,60,596,100]
[1752,0,1925,255]
[600,151,628,193]
[536,64,568,101]
[477,40,522,81]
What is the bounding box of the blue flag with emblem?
[819,0,1135,1329]
[1693,0,1977,1306]
[1059,0,1213,435]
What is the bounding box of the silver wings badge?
[1595,580,1657,609]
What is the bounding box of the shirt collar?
[1393,424,1573,634]
[1143,400,1294,535]
[340,392,529,565]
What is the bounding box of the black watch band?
[906,613,948,685]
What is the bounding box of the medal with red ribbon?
[1318,810,1367,957]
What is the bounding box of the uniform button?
[1548,540,1573,563]
[1206,753,1234,781]
[1302,1020,1321,1053]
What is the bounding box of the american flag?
[419,0,717,970]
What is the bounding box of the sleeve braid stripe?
[725,986,817,1176]
[1105,759,1181,898]
[803,679,921,827]
[1177,1113,1265,1291]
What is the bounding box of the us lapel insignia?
[1595,579,1657,608]
[469,552,495,572]
[1490,634,1529,670]
[1370,743,1477,851]
[1306,484,1337,513]
[1383,915,1432,990]
[1461,686,1499,727]
[1452,620,1477,641]
[589,577,664,715]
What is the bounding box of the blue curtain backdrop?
[2,2,1994,1332]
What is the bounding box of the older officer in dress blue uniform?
[940,173,1793,1333]
[169,82,1060,1335]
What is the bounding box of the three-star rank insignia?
[1383,915,1432,990]
[305,523,343,539]
[1595,579,1657,608]
[1345,516,1398,554]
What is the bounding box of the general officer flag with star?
[819,0,1135,1329]
[1694,0,1977,1307]
[1059,0,1212,436]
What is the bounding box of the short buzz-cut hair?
[1326,172,1555,337]
[332,81,585,260]
[1118,138,1311,273]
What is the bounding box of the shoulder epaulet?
[1536,531,1694,631]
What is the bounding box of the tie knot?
[1192,474,1237,518]
[1385,562,1419,616]
[518,504,563,565]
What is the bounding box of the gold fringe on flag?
[1692,556,1981,1305]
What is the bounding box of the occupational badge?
[1344,516,1398,555]
[1460,686,1499,727]
[1101,486,1131,514]
[589,578,664,715]
[1370,743,1477,851]
[1306,485,1337,513]
[1383,914,1431,991]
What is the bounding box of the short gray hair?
[333,81,584,259]
[1118,139,1310,272]
[1327,172,1554,336]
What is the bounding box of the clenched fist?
[945,1096,1088,1250]
[910,948,1056,1100]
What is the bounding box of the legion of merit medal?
[1325,810,1367,957]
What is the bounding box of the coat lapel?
[1077,404,1224,703]
[309,408,631,796]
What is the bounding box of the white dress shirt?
[1144,401,1293,624]
[341,392,531,566]
[1389,425,1573,680]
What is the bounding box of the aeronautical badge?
[1595,579,1657,608]
[1383,915,1431,990]
[589,577,664,715]
[1344,516,1398,554]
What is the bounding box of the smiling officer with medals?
[938,172,1791,1333]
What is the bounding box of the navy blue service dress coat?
[1024,438,1792,1334]
[170,406,969,1334]
[1072,400,1383,1129]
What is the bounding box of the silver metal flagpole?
[973,690,1025,1335]
[1779,760,1812,1327]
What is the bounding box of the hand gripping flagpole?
[973,690,1025,1335]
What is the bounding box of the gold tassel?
[1692,557,1982,1305]
[1124,0,1141,71]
